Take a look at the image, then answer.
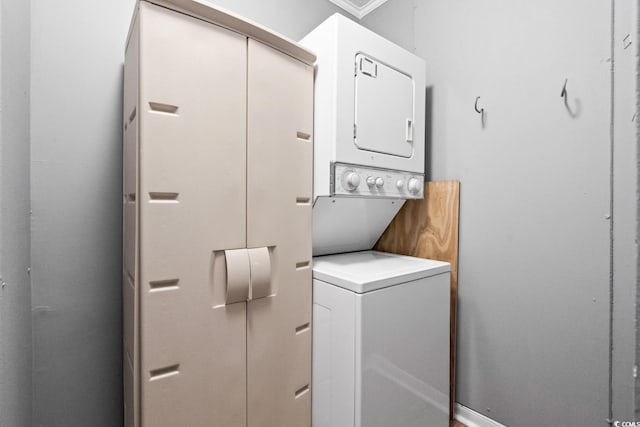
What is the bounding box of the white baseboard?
[455,403,507,427]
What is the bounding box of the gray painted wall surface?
[612,0,638,422]
[30,1,134,424]
[637,3,640,418]
[416,1,634,426]
[0,0,31,425]
[207,0,345,41]
[360,0,415,53]
[636,2,640,420]
[421,8,610,420]
[408,0,636,426]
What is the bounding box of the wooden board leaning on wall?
[374,180,460,425]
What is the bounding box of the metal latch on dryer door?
[224,247,272,304]
[405,118,413,142]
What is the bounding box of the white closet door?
[246,39,314,427]
[138,3,247,426]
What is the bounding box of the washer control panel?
[332,163,424,198]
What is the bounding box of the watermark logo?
[614,422,640,427]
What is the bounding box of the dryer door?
[354,53,414,158]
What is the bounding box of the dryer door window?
[354,54,414,158]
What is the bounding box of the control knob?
[375,177,384,188]
[342,171,361,191]
[407,177,421,195]
[366,176,376,187]
[396,179,405,190]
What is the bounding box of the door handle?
[224,247,272,304]
[224,249,250,304]
[248,247,272,299]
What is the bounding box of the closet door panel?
[138,3,247,426]
[246,39,314,427]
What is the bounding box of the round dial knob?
[343,171,361,191]
[375,177,384,188]
[396,179,405,190]
[366,176,376,187]
[407,178,421,195]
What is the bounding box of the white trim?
[328,0,389,19]
[357,0,389,17]
[455,403,508,427]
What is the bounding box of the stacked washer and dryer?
[301,15,451,427]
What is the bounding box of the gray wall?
[207,0,346,40]
[637,3,640,418]
[634,2,640,419]
[612,0,638,422]
[636,1,640,418]
[420,1,612,423]
[0,0,32,425]
[30,1,134,424]
[405,0,636,426]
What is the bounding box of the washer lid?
[312,250,450,293]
